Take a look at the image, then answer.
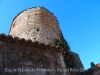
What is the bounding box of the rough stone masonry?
[0,6,85,75]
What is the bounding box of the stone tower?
[9,6,63,46]
[8,6,84,70]
[0,6,86,75]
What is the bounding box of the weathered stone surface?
[8,6,78,69]
[71,52,84,69]
[9,7,62,45]
[0,35,71,75]
[0,6,86,75]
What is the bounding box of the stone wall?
[93,68,100,75]
[77,64,100,75]
[0,34,71,75]
[71,52,84,69]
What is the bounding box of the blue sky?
[0,0,100,69]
